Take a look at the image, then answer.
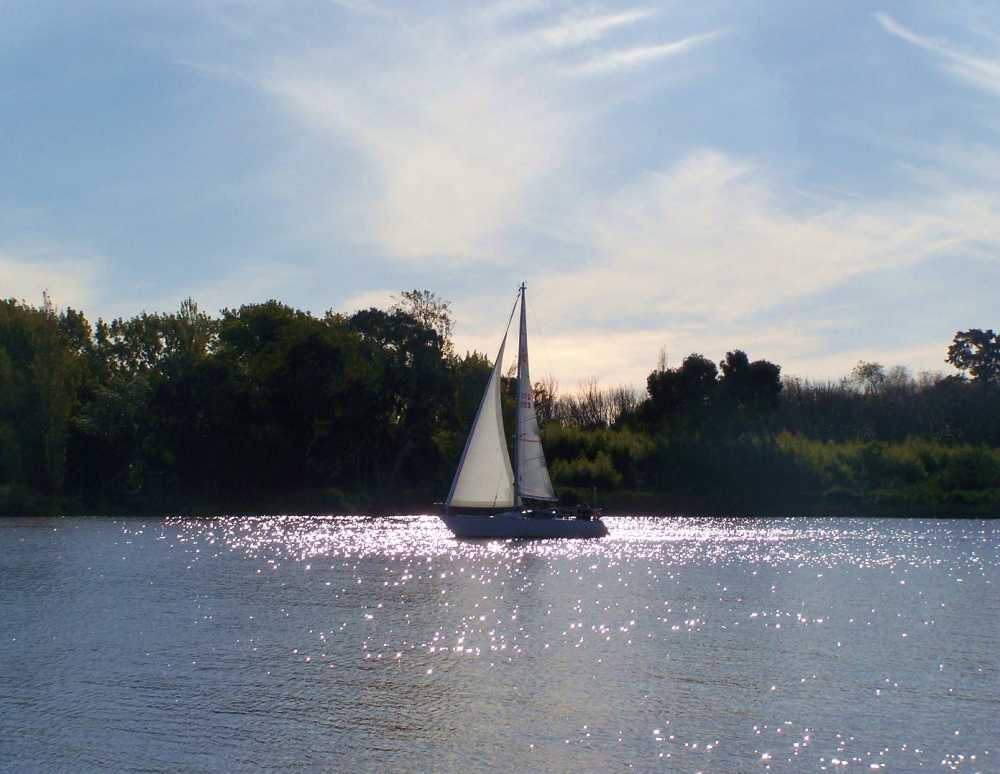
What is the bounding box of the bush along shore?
[2,293,999,517]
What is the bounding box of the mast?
[514,283,557,504]
[514,284,526,503]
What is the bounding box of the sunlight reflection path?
[140,515,996,773]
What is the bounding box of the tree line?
[0,292,483,514]
[1,291,998,515]
[537,335,1000,513]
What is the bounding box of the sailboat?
[439,284,608,539]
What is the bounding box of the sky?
[2,0,999,390]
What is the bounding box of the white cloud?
[549,150,963,319]
[0,249,99,313]
[257,43,564,259]
[534,8,652,50]
[778,341,952,385]
[571,30,724,75]
[877,11,1000,96]
[498,148,1000,387]
[191,2,719,261]
[341,287,397,315]
[168,258,322,318]
[9,0,994,392]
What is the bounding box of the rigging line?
[492,288,521,372]
[525,284,557,390]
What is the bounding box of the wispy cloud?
[572,29,724,75]
[263,66,566,259]
[876,11,1000,96]
[8,0,999,389]
[536,9,652,50]
[500,148,1000,385]
[188,2,718,261]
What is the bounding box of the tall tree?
[161,298,218,376]
[390,290,454,354]
[349,307,452,497]
[719,350,783,415]
[0,296,85,493]
[645,353,719,422]
[947,329,1000,383]
[849,360,887,394]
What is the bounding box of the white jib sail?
[446,334,516,509]
[515,286,556,502]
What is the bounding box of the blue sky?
[2,0,999,388]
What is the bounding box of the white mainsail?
[445,333,516,509]
[515,286,556,502]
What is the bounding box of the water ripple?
[1,516,996,772]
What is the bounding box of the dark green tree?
[0,296,89,494]
[645,353,718,422]
[160,298,218,377]
[390,290,454,354]
[718,350,782,417]
[162,300,327,500]
[947,329,1000,383]
[349,307,453,499]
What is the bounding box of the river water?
[1,516,996,772]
